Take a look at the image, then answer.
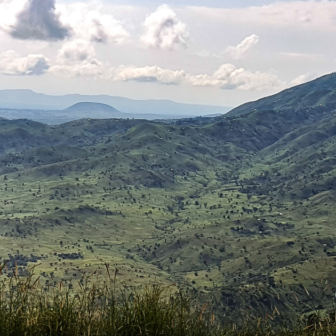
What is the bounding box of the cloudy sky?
[0,0,333,108]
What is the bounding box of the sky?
[0,0,334,108]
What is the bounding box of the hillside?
[227,73,336,116]
[1,73,336,316]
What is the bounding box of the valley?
[1,74,336,316]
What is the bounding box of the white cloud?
[50,63,186,84]
[291,72,317,86]
[0,0,70,41]
[49,61,103,78]
[111,63,281,90]
[0,0,129,44]
[140,5,189,50]
[188,64,282,91]
[0,0,25,35]
[0,50,50,76]
[57,39,96,63]
[194,35,259,60]
[114,65,186,85]
[225,34,259,59]
[50,39,105,78]
[48,53,282,90]
[58,3,130,44]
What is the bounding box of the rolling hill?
[1,72,336,316]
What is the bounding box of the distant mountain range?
[0,100,225,124]
[0,89,231,118]
[3,72,333,124]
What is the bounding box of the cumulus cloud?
[140,5,189,50]
[0,0,24,35]
[58,3,130,44]
[50,40,103,78]
[50,62,187,84]
[0,0,129,44]
[57,39,96,63]
[291,72,317,86]
[48,56,281,90]
[49,61,103,78]
[0,50,50,76]
[7,0,70,41]
[195,34,259,59]
[111,63,280,90]
[114,65,186,85]
[225,34,259,59]
[188,64,282,90]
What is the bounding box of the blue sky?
[0,0,334,109]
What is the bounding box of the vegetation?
[1,73,336,332]
[0,266,214,336]
[0,266,336,335]
[227,73,336,117]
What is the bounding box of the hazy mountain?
[0,101,204,124]
[227,73,335,117]
[64,102,120,113]
[0,89,231,117]
[62,102,127,119]
[202,113,224,117]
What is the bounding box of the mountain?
[0,107,197,125]
[0,102,219,124]
[64,102,120,113]
[0,89,231,117]
[227,73,335,117]
[202,113,224,117]
[2,73,336,316]
[61,102,127,119]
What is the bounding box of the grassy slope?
[227,73,336,117]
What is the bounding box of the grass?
[226,72,336,117]
[0,265,232,336]
[0,265,336,336]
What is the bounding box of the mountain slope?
[227,73,336,117]
[2,74,336,316]
[239,112,336,201]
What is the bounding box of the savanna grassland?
[1,74,336,322]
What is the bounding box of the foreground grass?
[0,266,336,335]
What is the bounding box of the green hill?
[2,73,336,318]
[227,73,336,116]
